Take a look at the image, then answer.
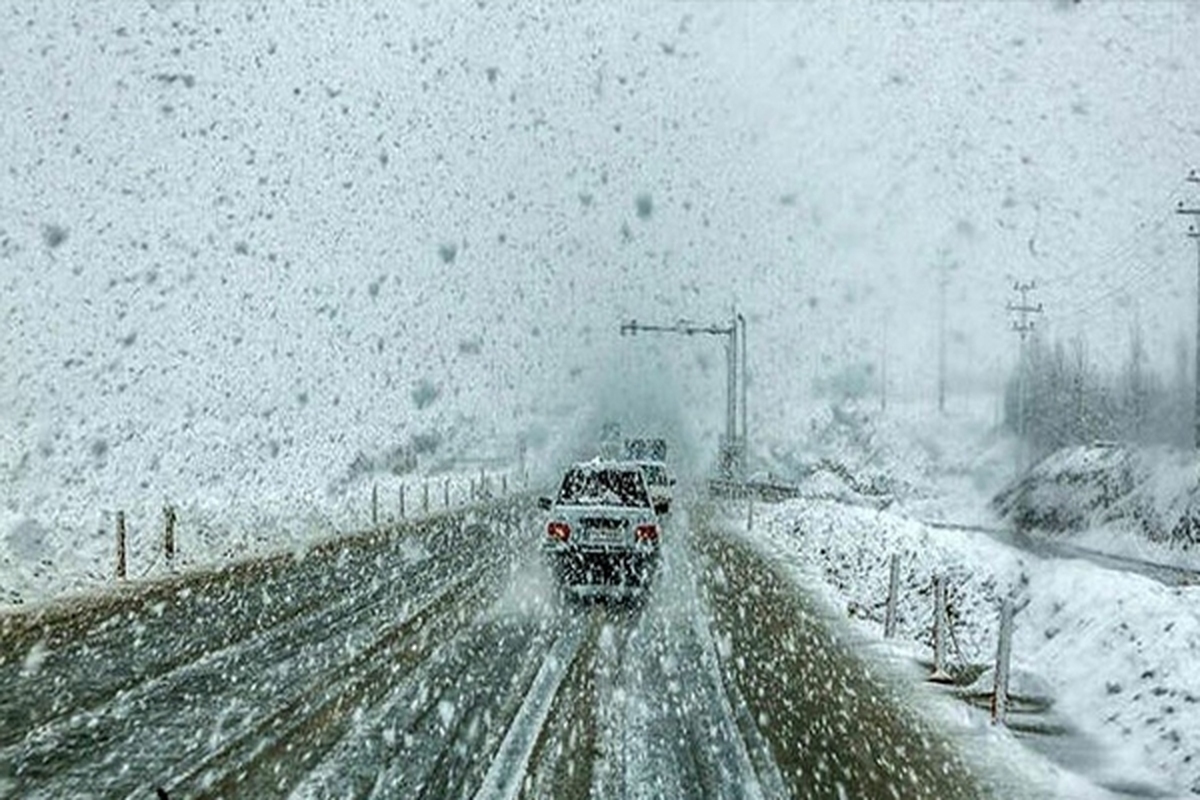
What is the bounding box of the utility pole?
[1176,168,1200,449]
[620,311,747,479]
[939,268,948,414]
[738,312,747,457]
[1007,281,1043,465]
[727,315,738,458]
[936,256,959,415]
[1007,281,1042,343]
[880,310,890,413]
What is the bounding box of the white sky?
[4,1,1200,505]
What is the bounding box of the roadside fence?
[107,468,525,589]
[880,553,1017,725]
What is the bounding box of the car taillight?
[635,523,658,542]
[547,521,571,542]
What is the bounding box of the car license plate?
[587,526,624,542]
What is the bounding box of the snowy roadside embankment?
[2,389,581,612]
[991,443,1200,574]
[748,496,1200,796]
[0,467,520,611]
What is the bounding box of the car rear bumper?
[543,545,659,587]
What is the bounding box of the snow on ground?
[994,443,1200,573]
[0,465,521,610]
[745,398,1200,797]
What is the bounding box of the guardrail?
[708,478,894,509]
[708,479,804,502]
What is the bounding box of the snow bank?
[744,399,1200,796]
[752,497,1200,794]
[0,465,522,610]
[994,444,1200,554]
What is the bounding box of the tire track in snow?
[4,535,485,798]
[472,620,587,800]
[588,508,783,799]
[0,511,479,755]
[634,517,779,800]
[288,551,582,800]
[175,562,497,799]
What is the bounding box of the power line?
[1034,173,1193,291]
[1025,175,1194,329]
[1041,220,1176,326]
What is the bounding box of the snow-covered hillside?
[995,443,1200,553]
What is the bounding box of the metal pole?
[880,312,889,413]
[116,511,127,580]
[884,553,900,638]
[1194,232,1200,449]
[991,598,1015,725]
[1018,342,1027,468]
[727,314,737,457]
[163,505,176,563]
[1174,172,1200,447]
[939,270,948,414]
[738,312,747,475]
[620,316,739,475]
[930,574,950,682]
[1007,281,1041,470]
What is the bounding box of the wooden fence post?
[991,598,1015,724]
[930,574,951,682]
[371,483,379,527]
[399,483,406,519]
[422,481,429,514]
[444,478,450,508]
[116,510,127,580]
[502,474,508,496]
[747,496,754,530]
[163,505,176,564]
[884,553,899,638]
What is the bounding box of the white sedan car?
[539,460,662,596]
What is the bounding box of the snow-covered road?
[0,496,1025,799]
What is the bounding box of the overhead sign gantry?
[620,310,748,479]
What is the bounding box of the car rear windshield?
[558,468,650,507]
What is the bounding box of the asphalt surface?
[923,519,1200,587]
[0,498,1008,799]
